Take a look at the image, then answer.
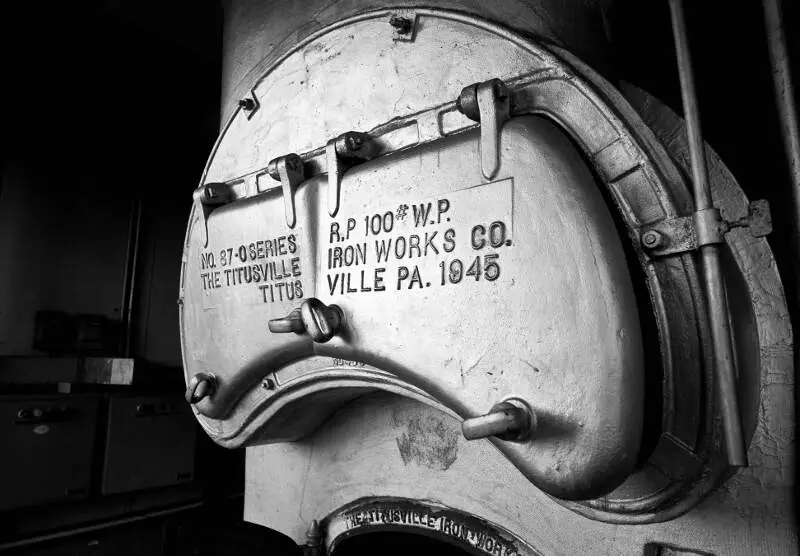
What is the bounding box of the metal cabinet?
[0,395,98,511]
[102,395,196,495]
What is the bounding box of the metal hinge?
[640,199,772,256]
[324,131,379,217]
[192,182,233,247]
[262,131,379,228]
[456,78,511,180]
[267,153,304,228]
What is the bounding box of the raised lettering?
[327,274,339,296]
[375,239,392,263]
[437,198,450,222]
[330,222,341,244]
[471,224,486,250]
[412,202,432,227]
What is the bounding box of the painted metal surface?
[182,113,645,499]
[245,386,794,555]
[181,9,740,514]
[180,11,660,501]
[183,4,795,554]
[218,0,614,122]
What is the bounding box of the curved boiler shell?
[181,111,645,499]
[180,6,795,552]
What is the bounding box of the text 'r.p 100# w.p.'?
[179,2,796,554]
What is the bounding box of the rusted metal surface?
[393,409,459,470]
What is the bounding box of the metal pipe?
[763,0,800,241]
[119,195,142,357]
[762,0,800,418]
[668,0,747,466]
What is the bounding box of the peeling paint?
[393,411,459,470]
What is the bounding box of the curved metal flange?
[324,497,543,556]
[552,49,792,523]
[194,362,455,448]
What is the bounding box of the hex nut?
[642,230,664,249]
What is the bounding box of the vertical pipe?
[668,0,748,466]
[119,195,142,357]
[763,0,800,242]
[762,0,800,423]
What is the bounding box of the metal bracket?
[726,198,773,236]
[238,91,260,120]
[267,154,305,228]
[389,11,418,41]
[641,200,772,257]
[457,78,511,179]
[192,182,233,247]
[325,131,379,217]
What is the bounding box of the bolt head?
[642,230,663,249]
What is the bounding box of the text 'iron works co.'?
[326,183,513,296]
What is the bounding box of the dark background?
[0,0,796,553]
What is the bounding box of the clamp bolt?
[269,298,343,344]
[462,399,535,442]
[185,372,217,404]
[641,230,664,249]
